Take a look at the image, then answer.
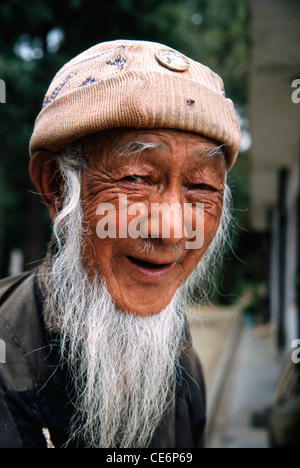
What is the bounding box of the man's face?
[80,128,226,316]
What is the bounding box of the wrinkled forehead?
[83,128,226,169]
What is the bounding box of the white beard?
[42,183,186,448]
[41,154,231,447]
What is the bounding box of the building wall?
[249,0,300,230]
[249,0,300,351]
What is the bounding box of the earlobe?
[29,151,63,220]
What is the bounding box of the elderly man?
[0,40,240,448]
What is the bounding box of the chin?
[116,302,167,317]
[113,293,179,317]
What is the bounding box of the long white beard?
[42,172,186,448]
[41,154,231,447]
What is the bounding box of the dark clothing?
[0,270,206,448]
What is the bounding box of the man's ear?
[29,151,64,221]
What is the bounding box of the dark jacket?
[0,270,206,448]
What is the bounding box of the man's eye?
[122,175,144,183]
[190,183,215,191]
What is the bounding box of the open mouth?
[125,256,176,282]
[127,256,171,269]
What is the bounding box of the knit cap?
[29,39,241,169]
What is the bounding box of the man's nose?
[146,190,185,246]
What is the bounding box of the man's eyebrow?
[114,141,162,160]
[110,140,226,165]
[194,144,226,163]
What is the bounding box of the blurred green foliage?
[0,0,253,303]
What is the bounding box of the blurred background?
[0,0,299,448]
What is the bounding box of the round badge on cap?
[155,48,190,72]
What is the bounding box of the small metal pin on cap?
[155,48,190,72]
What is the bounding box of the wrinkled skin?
[30,128,226,316]
[80,129,226,315]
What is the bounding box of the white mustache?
[140,239,185,255]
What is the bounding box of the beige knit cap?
[29,39,241,169]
